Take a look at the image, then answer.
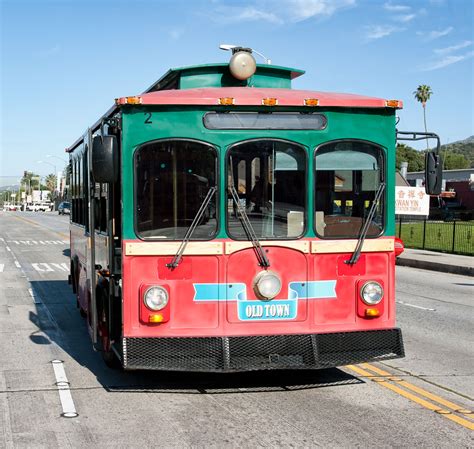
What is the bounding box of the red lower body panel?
[122,240,396,338]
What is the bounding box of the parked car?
[2,202,18,211]
[58,201,71,215]
[26,202,53,212]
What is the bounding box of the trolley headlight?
[360,281,384,305]
[143,286,169,311]
[253,271,282,300]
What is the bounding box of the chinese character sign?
[395,187,429,216]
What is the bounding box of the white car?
[2,202,19,211]
[26,202,52,212]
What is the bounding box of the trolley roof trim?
[116,87,402,109]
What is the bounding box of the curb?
[396,258,474,277]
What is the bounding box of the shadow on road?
[28,279,363,394]
[102,368,362,394]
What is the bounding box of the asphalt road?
[0,211,473,448]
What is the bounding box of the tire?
[71,261,78,294]
[101,341,121,369]
[97,289,121,369]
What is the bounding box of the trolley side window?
[314,141,384,238]
[135,140,218,240]
[227,139,306,240]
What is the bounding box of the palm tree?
[413,84,433,149]
[21,171,40,194]
[45,173,57,193]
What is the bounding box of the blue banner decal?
[194,283,247,302]
[290,281,337,299]
[193,280,337,321]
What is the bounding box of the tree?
[21,171,41,193]
[443,152,470,170]
[45,173,57,193]
[396,143,425,172]
[413,84,433,149]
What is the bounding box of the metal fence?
[396,216,474,256]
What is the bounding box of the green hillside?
[397,136,473,171]
[440,136,474,168]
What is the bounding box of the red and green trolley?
[66,47,441,371]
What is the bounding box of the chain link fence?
[397,216,474,256]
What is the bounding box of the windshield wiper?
[167,186,217,270]
[346,182,385,265]
[229,185,270,268]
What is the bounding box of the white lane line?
[31,262,68,272]
[51,263,69,272]
[51,360,78,418]
[32,263,54,272]
[396,301,436,311]
[5,240,67,246]
[6,246,11,252]
[14,261,21,269]
[0,264,4,273]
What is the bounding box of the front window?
[314,141,384,238]
[227,140,306,240]
[135,140,217,239]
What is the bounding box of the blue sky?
[1,0,472,185]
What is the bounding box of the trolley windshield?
[135,140,218,239]
[227,140,306,240]
[314,141,384,238]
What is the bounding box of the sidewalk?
[396,248,474,277]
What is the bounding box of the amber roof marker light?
[115,96,142,105]
[385,99,402,108]
[304,98,319,106]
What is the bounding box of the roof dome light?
[228,49,257,81]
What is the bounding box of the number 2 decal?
[144,112,152,124]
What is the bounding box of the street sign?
[395,187,430,216]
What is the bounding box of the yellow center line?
[11,215,69,239]
[346,365,474,431]
[362,363,474,418]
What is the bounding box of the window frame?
[133,138,220,241]
[70,143,88,228]
[313,139,386,240]
[225,138,308,241]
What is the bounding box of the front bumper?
[121,329,404,372]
